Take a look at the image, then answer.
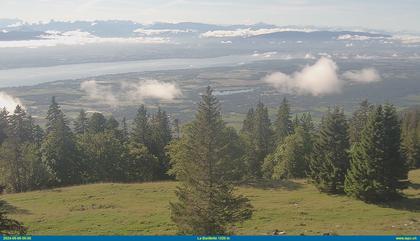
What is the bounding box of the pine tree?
[274,98,293,144]
[0,200,26,235]
[349,99,373,145]
[74,109,88,135]
[45,96,61,134]
[121,117,129,143]
[78,131,125,182]
[42,98,80,186]
[309,107,350,194]
[131,105,151,147]
[383,103,408,189]
[0,108,9,144]
[173,118,180,139]
[263,126,312,180]
[87,112,106,134]
[251,101,273,178]
[241,108,255,135]
[401,109,420,168]
[345,105,408,202]
[150,107,172,178]
[124,142,160,182]
[168,87,253,235]
[0,106,37,192]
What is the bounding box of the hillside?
[2,169,420,236]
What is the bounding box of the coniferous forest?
[0,86,419,235]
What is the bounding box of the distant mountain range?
[0,19,418,47]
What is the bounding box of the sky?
[1,0,420,32]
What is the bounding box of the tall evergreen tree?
[173,118,180,139]
[45,96,61,134]
[42,98,80,186]
[309,107,350,194]
[349,100,373,145]
[124,142,160,182]
[131,105,151,147]
[0,108,9,144]
[401,109,420,168]
[87,112,106,134]
[345,105,408,202]
[383,103,408,188]
[150,107,172,178]
[121,117,129,143]
[241,108,255,135]
[168,87,253,235]
[263,126,312,180]
[250,101,273,178]
[74,109,88,135]
[0,200,26,235]
[78,131,125,182]
[274,98,293,144]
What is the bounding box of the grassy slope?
[3,169,420,236]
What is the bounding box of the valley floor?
[3,169,420,235]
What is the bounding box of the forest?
[0,86,419,235]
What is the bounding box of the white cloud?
[80,80,118,107]
[134,28,194,36]
[124,79,182,101]
[263,57,342,96]
[337,34,420,45]
[252,51,278,58]
[337,34,384,41]
[304,53,316,59]
[342,68,381,83]
[392,35,420,44]
[81,79,182,106]
[0,30,169,48]
[263,58,382,96]
[201,27,316,38]
[0,92,23,112]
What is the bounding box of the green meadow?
[3,169,420,236]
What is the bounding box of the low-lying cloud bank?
[134,28,194,36]
[201,28,316,38]
[263,57,382,96]
[337,34,420,44]
[0,92,23,112]
[342,68,381,83]
[80,79,182,107]
[0,30,169,48]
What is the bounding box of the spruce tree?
[345,105,408,202]
[274,98,293,144]
[0,108,9,144]
[150,107,172,178]
[121,117,129,143]
[0,200,26,235]
[87,112,106,134]
[241,108,255,135]
[263,126,312,180]
[251,101,273,178]
[349,100,373,144]
[42,98,80,186]
[309,107,350,194]
[45,96,61,134]
[131,105,151,148]
[169,87,253,235]
[74,109,88,135]
[383,103,408,189]
[401,109,420,168]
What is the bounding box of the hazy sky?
[2,0,420,32]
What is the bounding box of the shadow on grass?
[408,182,420,190]
[0,200,31,215]
[240,179,304,191]
[380,196,420,212]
